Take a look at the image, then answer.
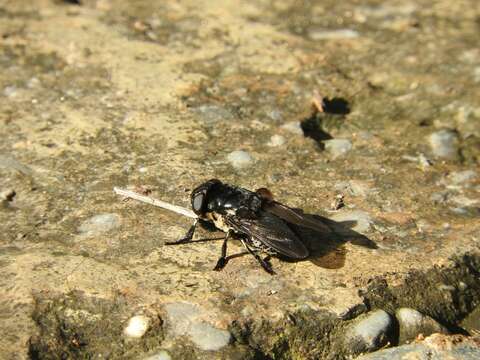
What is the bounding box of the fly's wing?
[263,201,331,233]
[225,211,309,259]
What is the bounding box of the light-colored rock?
[78,213,121,236]
[227,150,254,169]
[346,310,393,353]
[396,308,449,344]
[324,139,352,158]
[330,210,373,233]
[123,315,150,338]
[188,322,231,351]
[164,302,231,351]
[267,134,286,147]
[428,130,459,160]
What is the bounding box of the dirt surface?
[0,1,479,359]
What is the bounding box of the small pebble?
[267,135,286,147]
[428,130,459,160]
[78,213,121,236]
[227,150,253,169]
[324,139,352,158]
[123,315,150,338]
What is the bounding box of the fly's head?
[190,179,222,217]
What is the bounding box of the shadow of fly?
[165,179,332,274]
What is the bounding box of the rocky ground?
[0,0,479,359]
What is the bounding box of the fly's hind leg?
[241,239,275,275]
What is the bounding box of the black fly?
[166,179,331,274]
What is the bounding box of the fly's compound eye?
[192,191,206,214]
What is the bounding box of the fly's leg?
[241,239,275,275]
[213,231,231,271]
[165,220,198,245]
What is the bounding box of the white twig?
[113,187,198,219]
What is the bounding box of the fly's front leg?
[213,231,231,271]
[241,239,275,275]
[165,219,198,245]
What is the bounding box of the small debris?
[402,153,432,169]
[331,194,345,210]
[0,189,16,202]
[123,315,150,338]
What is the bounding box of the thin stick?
[113,187,198,219]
